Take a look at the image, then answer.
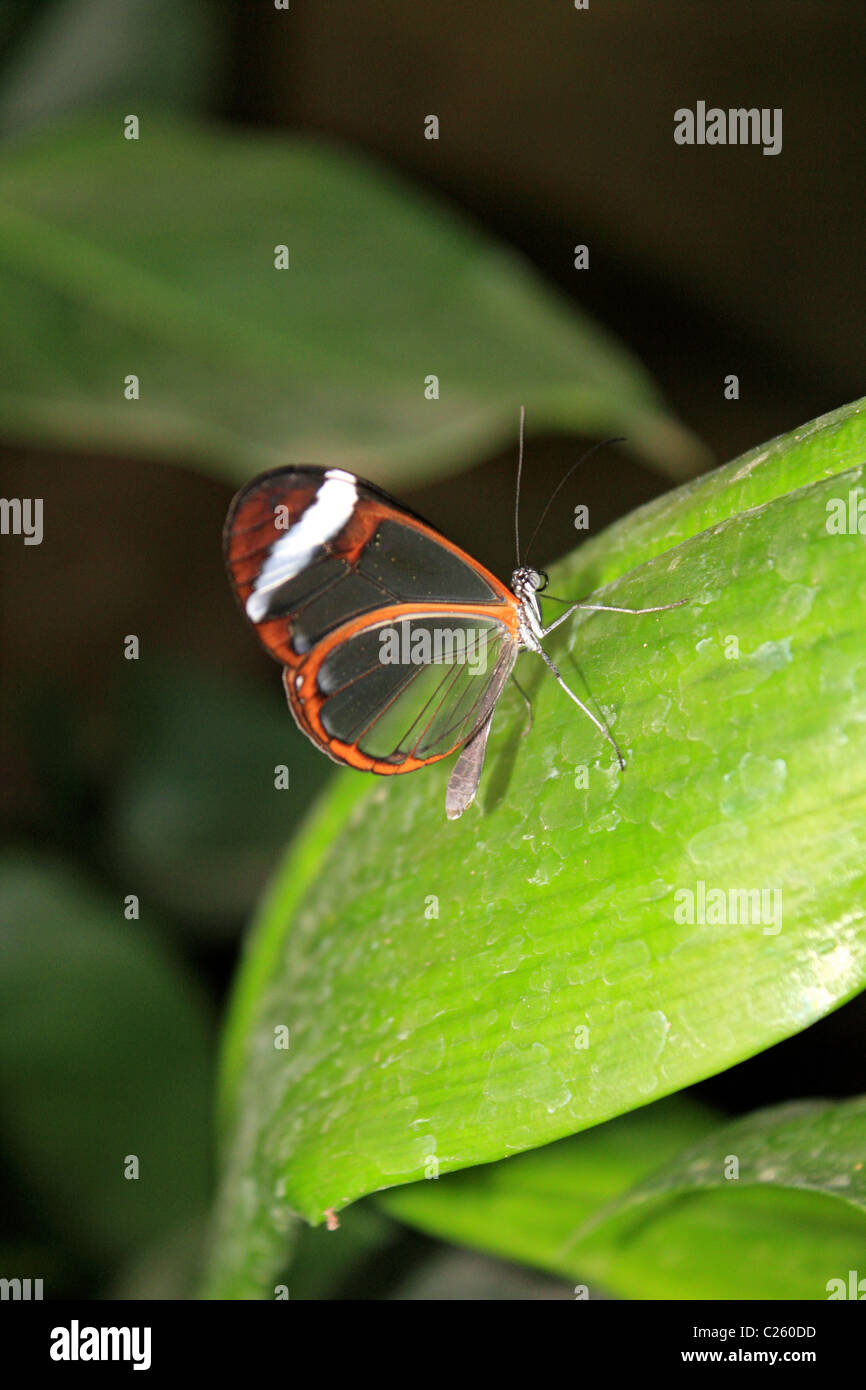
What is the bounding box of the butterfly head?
[511,566,548,635]
[511,565,547,598]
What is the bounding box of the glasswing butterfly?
[223,411,685,818]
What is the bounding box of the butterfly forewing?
[224,466,521,778]
[224,467,513,665]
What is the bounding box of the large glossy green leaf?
[0,115,702,485]
[380,1096,866,1299]
[205,399,866,1298]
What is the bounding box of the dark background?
[1,0,864,1298]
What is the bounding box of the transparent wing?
[288,612,517,770]
[225,467,514,668]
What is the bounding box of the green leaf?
[378,1095,715,1277]
[106,661,330,933]
[0,856,213,1262]
[0,1,218,138]
[0,115,702,485]
[579,1094,866,1227]
[379,1097,866,1299]
[205,398,866,1298]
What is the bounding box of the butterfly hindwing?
[285,610,518,772]
[224,466,521,775]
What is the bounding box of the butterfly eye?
[535,570,549,592]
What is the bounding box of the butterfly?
[223,412,685,818]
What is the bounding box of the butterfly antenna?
[524,436,625,565]
[514,405,526,566]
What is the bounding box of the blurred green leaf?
[107,662,330,933]
[0,115,703,485]
[389,1247,572,1300]
[380,1097,866,1299]
[0,856,213,1263]
[0,1,218,138]
[205,398,866,1298]
[284,1203,399,1302]
[109,1216,207,1301]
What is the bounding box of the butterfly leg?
[510,672,533,738]
[536,646,626,770]
[541,596,687,639]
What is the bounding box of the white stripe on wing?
[246,470,358,622]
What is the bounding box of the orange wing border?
[283,601,520,773]
[224,469,516,672]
